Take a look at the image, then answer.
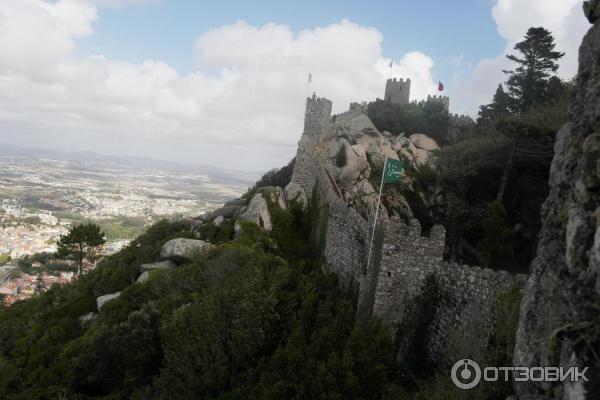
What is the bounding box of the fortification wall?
[372,219,445,324]
[385,78,411,105]
[289,92,528,366]
[323,199,370,293]
[304,94,332,136]
[426,94,450,111]
[429,264,528,364]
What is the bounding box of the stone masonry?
[384,78,411,105]
[290,93,528,363]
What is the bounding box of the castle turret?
[426,94,450,111]
[384,78,411,105]
[303,93,332,136]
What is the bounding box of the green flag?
[383,158,404,183]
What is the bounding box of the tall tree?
[503,27,564,112]
[478,84,513,123]
[57,223,106,275]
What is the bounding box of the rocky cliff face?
[514,4,600,399]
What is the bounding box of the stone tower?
[426,94,450,112]
[384,78,411,105]
[303,93,332,136]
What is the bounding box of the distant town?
[0,149,251,306]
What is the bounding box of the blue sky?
[80,0,504,87]
[0,0,587,172]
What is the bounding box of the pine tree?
[503,27,564,112]
[57,223,106,275]
[478,84,513,123]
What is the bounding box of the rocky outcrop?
[160,238,212,263]
[284,182,308,207]
[238,186,287,232]
[136,271,150,284]
[140,260,177,272]
[513,7,600,399]
[409,133,439,151]
[96,292,121,310]
[79,312,96,325]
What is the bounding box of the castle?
[384,78,450,112]
[384,78,411,105]
[289,90,525,365]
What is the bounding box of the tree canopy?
[57,223,106,275]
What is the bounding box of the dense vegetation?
[369,27,570,272]
[367,100,450,145]
[0,197,410,399]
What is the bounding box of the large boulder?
[337,143,370,187]
[284,182,308,207]
[96,292,121,310]
[409,133,439,151]
[140,260,176,272]
[239,191,272,231]
[160,238,212,263]
[136,271,150,284]
[213,215,224,226]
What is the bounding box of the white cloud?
[449,0,588,116]
[0,3,437,172]
[88,0,159,9]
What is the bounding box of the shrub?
[335,144,348,167]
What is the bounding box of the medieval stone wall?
[289,92,529,365]
[384,78,411,105]
[371,219,445,324]
[430,263,527,364]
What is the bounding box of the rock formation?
[160,238,212,263]
[513,4,600,398]
[96,291,121,310]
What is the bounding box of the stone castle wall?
[385,78,411,105]
[426,94,450,111]
[430,263,527,364]
[290,92,528,364]
[372,219,445,324]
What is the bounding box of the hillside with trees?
[0,26,585,400]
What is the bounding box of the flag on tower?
[438,81,444,91]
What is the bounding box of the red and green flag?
[383,158,404,183]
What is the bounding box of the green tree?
[478,84,513,124]
[57,223,106,275]
[503,27,564,112]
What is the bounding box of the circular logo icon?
[451,359,481,390]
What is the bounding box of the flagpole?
[366,155,387,273]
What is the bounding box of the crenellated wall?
[385,78,411,105]
[426,94,450,111]
[289,92,528,365]
[373,219,445,324]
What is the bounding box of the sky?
[0,0,589,174]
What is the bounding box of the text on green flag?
[383,158,404,183]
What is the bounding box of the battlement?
[372,218,446,323]
[349,101,368,112]
[304,93,332,136]
[426,94,450,111]
[449,113,474,125]
[384,78,411,105]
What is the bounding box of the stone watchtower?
[426,94,450,112]
[384,78,411,105]
[304,93,333,136]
